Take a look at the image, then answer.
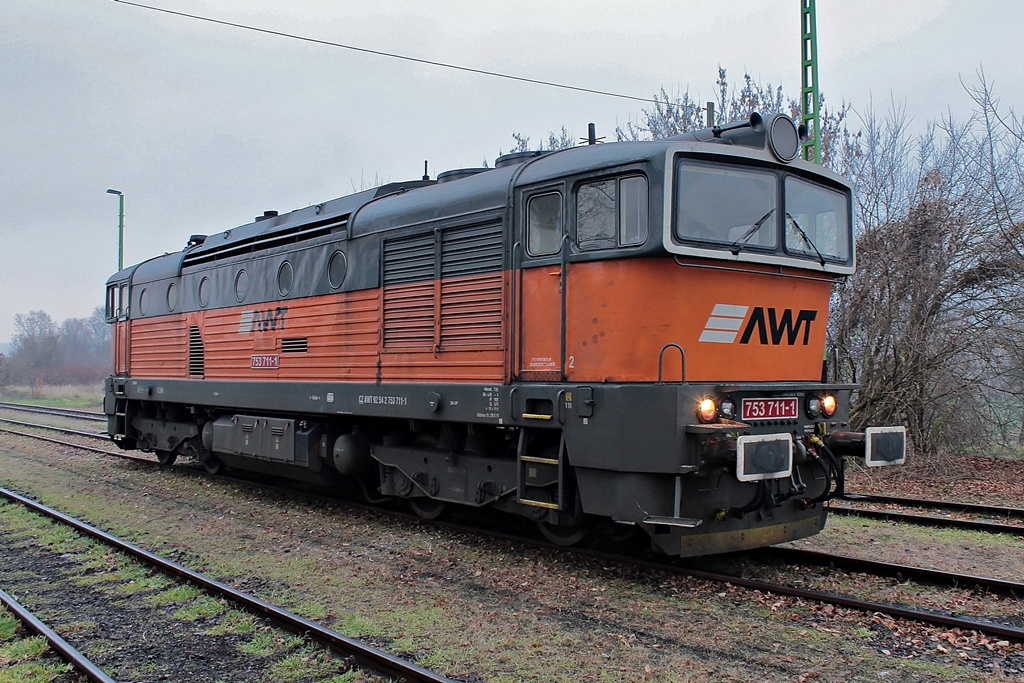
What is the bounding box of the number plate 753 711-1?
[741,397,798,421]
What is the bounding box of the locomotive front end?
[551,113,906,556]
[649,115,905,554]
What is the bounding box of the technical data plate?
[741,397,798,421]
[736,433,793,482]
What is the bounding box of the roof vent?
[495,150,547,168]
[256,210,279,222]
[436,168,489,183]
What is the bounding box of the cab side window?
[576,175,648,251]
[105,285,117,322]
[577,180,616,249]
[619,176,648,246]
[527,192,562,256]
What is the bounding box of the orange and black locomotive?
[104,113,905,556]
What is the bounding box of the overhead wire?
[112,0,660,105]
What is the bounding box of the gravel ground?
[2,432,1023,682]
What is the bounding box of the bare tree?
[831,85,1024,455]
[614,68,853,171]
[7,307,111,385]
[60,307,111,370]
[10,310,61,380]
[505,126,576,154]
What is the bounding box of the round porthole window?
[166,282,177,312]
[328,250,348,289]
[139,288,148,316]
[234,269,249,303]
[278,261,293,296]
[198,277,209,307]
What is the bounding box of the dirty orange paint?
[564,258,833,383]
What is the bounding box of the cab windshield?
[674,159,851,265]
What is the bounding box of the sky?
[2,0,1023,347]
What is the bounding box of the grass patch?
[0,384,103,408]
[0,660,72,682]
[0,610,17,641]
[417,647,459,670]
[0,634,48,663]
[204,610,257,637]
[268,646,352,682]
[240,628,304,657]
[292,600,328,621]
[336,612,386,639]
[174,596,226,621]
[826,514,1024,550]
[146,584,202,607]
[112,572,174,596]
[0,503,94,556]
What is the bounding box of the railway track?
[509,532,1024,643]
[4,410,1023,649]
[842,491,1024,520]
[0,415,107,440]
[0,420,127,459]
[764,546,1024,597]
[335,495,1024,643]
[832,494,1024,536]
[0,485,457,683]
[0,401,105,422]
[0,587,115,683]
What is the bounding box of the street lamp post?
[106,189,124,270]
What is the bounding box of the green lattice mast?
[801,0,821,163]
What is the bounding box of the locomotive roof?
[115,140,668,285]
[111,115,845,286]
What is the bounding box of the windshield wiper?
[730,209,775,255]
[786,212,826,266]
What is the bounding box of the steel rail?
[603,550,1024,642]
[0,426,120,457]
[765,547,1024,595]
[0,401,105,421]
[384,512,1024,642]
[828,505,1024,536]
[0,486,457,683]
[842,492,1024,520]
[0,587,116,683]
[0,416,108,440]
[7,424,1021,646]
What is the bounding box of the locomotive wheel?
[536,520,589,547]
[202,455,224,475]
[408,497,447,520]
[155,450,177,466]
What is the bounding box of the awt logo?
[699,304,817,345]
[238,306,288,334]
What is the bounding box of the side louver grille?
[188,325,205,376]
[281,338,308,353]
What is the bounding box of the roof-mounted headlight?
[767,114,802,163]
